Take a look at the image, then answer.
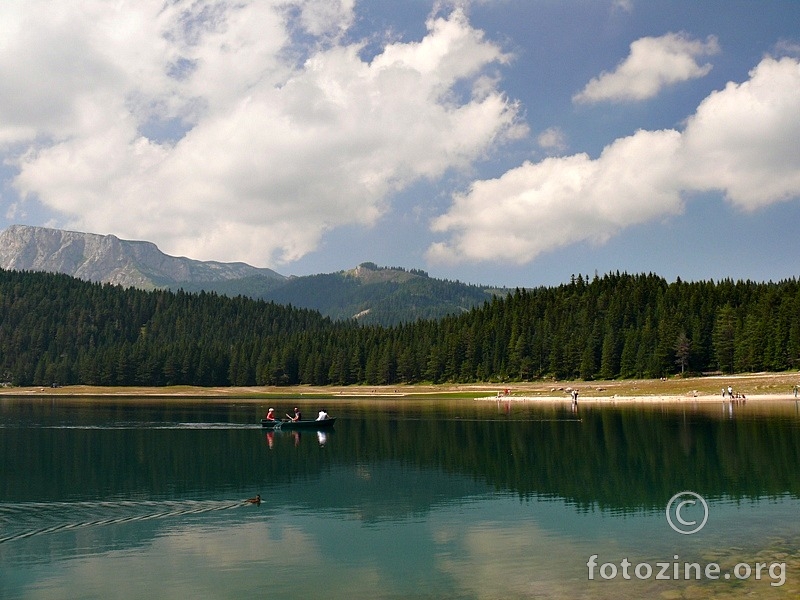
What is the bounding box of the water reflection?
[263,429,331,449]
[2,397,800,598]
[4,398,800,507]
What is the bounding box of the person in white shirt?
[316,409,329,421]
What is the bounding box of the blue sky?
[1,1,799,287]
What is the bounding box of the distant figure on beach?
[794,385,798,398]
[571,389,578,404]
[727,386,733,397]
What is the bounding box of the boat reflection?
[264,429,332,448]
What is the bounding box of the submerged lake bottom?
[2,396,800,599]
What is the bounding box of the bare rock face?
[0,225,285,289]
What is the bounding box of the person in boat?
[264,407,276,421]
[316,409,329,421]
[287,407,302,422]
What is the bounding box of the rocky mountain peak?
[0,225,285,289]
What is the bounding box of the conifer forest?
[1,269,798,387]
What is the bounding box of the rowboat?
[261,418,336,430]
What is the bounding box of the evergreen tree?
[713,305,737,374]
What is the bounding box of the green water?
[1,397,799,598]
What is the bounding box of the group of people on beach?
[264,407,330,422]
[722,386,746,401]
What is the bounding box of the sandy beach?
[1,372,798,403]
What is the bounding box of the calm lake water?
[2,396,800,599]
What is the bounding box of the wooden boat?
[260,418,336,430]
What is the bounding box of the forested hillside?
[174,262,496,325]
[1,269,798,387]
[255,265,493,324]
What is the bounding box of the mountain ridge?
[0,225,499,324]
[0,224,285,289]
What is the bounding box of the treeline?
[1,269,799,387]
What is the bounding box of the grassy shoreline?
[1,372,798,402]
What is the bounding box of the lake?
[2,396,799,599]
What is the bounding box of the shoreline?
[476,393,796,404]
[0,372,798,403]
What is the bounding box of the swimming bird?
[245,494,261,505]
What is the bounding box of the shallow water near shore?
[2,396,799,598]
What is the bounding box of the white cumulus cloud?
[429,55,800,264]
[679,56,800,209]
[536,127,567,154]
[4,1,524,266]
[573,32,720,103]
[428,129,682,264]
